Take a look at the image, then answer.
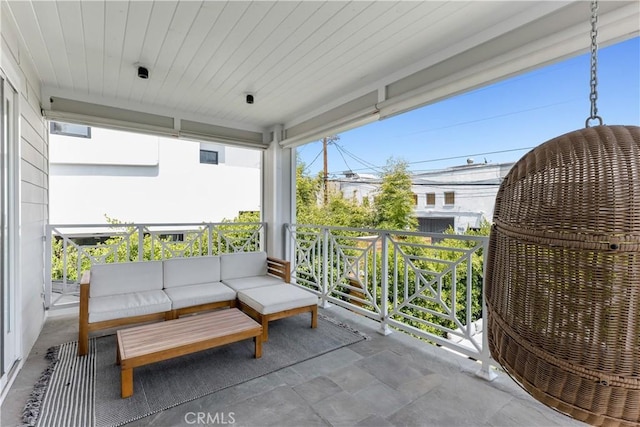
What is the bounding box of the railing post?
[379,232,391,335]
[284,224,292,268]
[44,226,52,309]
[75,238,81,292]
[319,227,331,308]
[137,225,144,261]
[476,236,497,381]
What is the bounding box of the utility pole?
[322,135,339,206]
[323,137,328,205]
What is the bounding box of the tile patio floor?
[1,306,583,426]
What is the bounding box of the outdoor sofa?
[78,251,317,356]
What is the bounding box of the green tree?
[51,212,267,282]
[229,210,260,223]
[373,159,417,231]
[296,161,374,228]
[371,221,490,339]
[296,163,322,224]
[324,194,373,228]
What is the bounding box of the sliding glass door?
[1,74,18,379]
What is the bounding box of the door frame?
[0,69,22,394]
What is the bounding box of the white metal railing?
[46,220,493,377]
[285,223,494,378]
[45,222,265,308]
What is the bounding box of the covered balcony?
[1,1,638,426]
[0,221,603,425]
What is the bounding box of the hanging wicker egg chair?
[486,125,640,426]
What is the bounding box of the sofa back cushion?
[220,251,267,280]
[163,256,221,288]
[90,261,163,297]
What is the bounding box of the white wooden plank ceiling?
[4,0,639,146]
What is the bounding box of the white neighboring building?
[336,161,515,234]
[410,161,514,233]
[49,124,261,224]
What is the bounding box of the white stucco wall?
[49,127,261,224]
[412,163,512,232]
[412,186,496,232]
[2,0,48,378]
[336,163,514,233]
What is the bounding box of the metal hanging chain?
[586,0,603,127]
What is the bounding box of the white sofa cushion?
[163,256,221,288]
[90,261,163,297]
[164,282,236,309]
[238,284,317,315]
[222,275,284,292]
[88,290,171,323]
[220,252,267,280]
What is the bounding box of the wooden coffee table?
[116,308,262,398]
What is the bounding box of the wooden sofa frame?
[237,301,317,342]
[78,256,290,356]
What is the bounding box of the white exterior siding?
[2,0,49,378]
[49,127,261,224]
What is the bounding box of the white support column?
[262,125,295,258]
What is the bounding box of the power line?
[406,147,533,166]
[328,146,534,175]
[333,143,384,173]
[402,98,579,137]
[332,179,501,186]
[318,98,577,176]
[304,148,324,173]
[333,144,352,172]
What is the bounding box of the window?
[50,121,91,138]
[412,193,418,205]
[444,192,455,205]
[200,149,218,165]
[426,193,436,206]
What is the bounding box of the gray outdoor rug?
[23,313,366,427]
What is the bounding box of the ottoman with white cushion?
[237,284,318,341]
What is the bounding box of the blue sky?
[297,36,640,177]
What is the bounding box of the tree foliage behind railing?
[287,222,489,354]
[51,229,168,282]
[49,218,264,285]
[384,232,484,339]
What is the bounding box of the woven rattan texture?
[486,126,640,426]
